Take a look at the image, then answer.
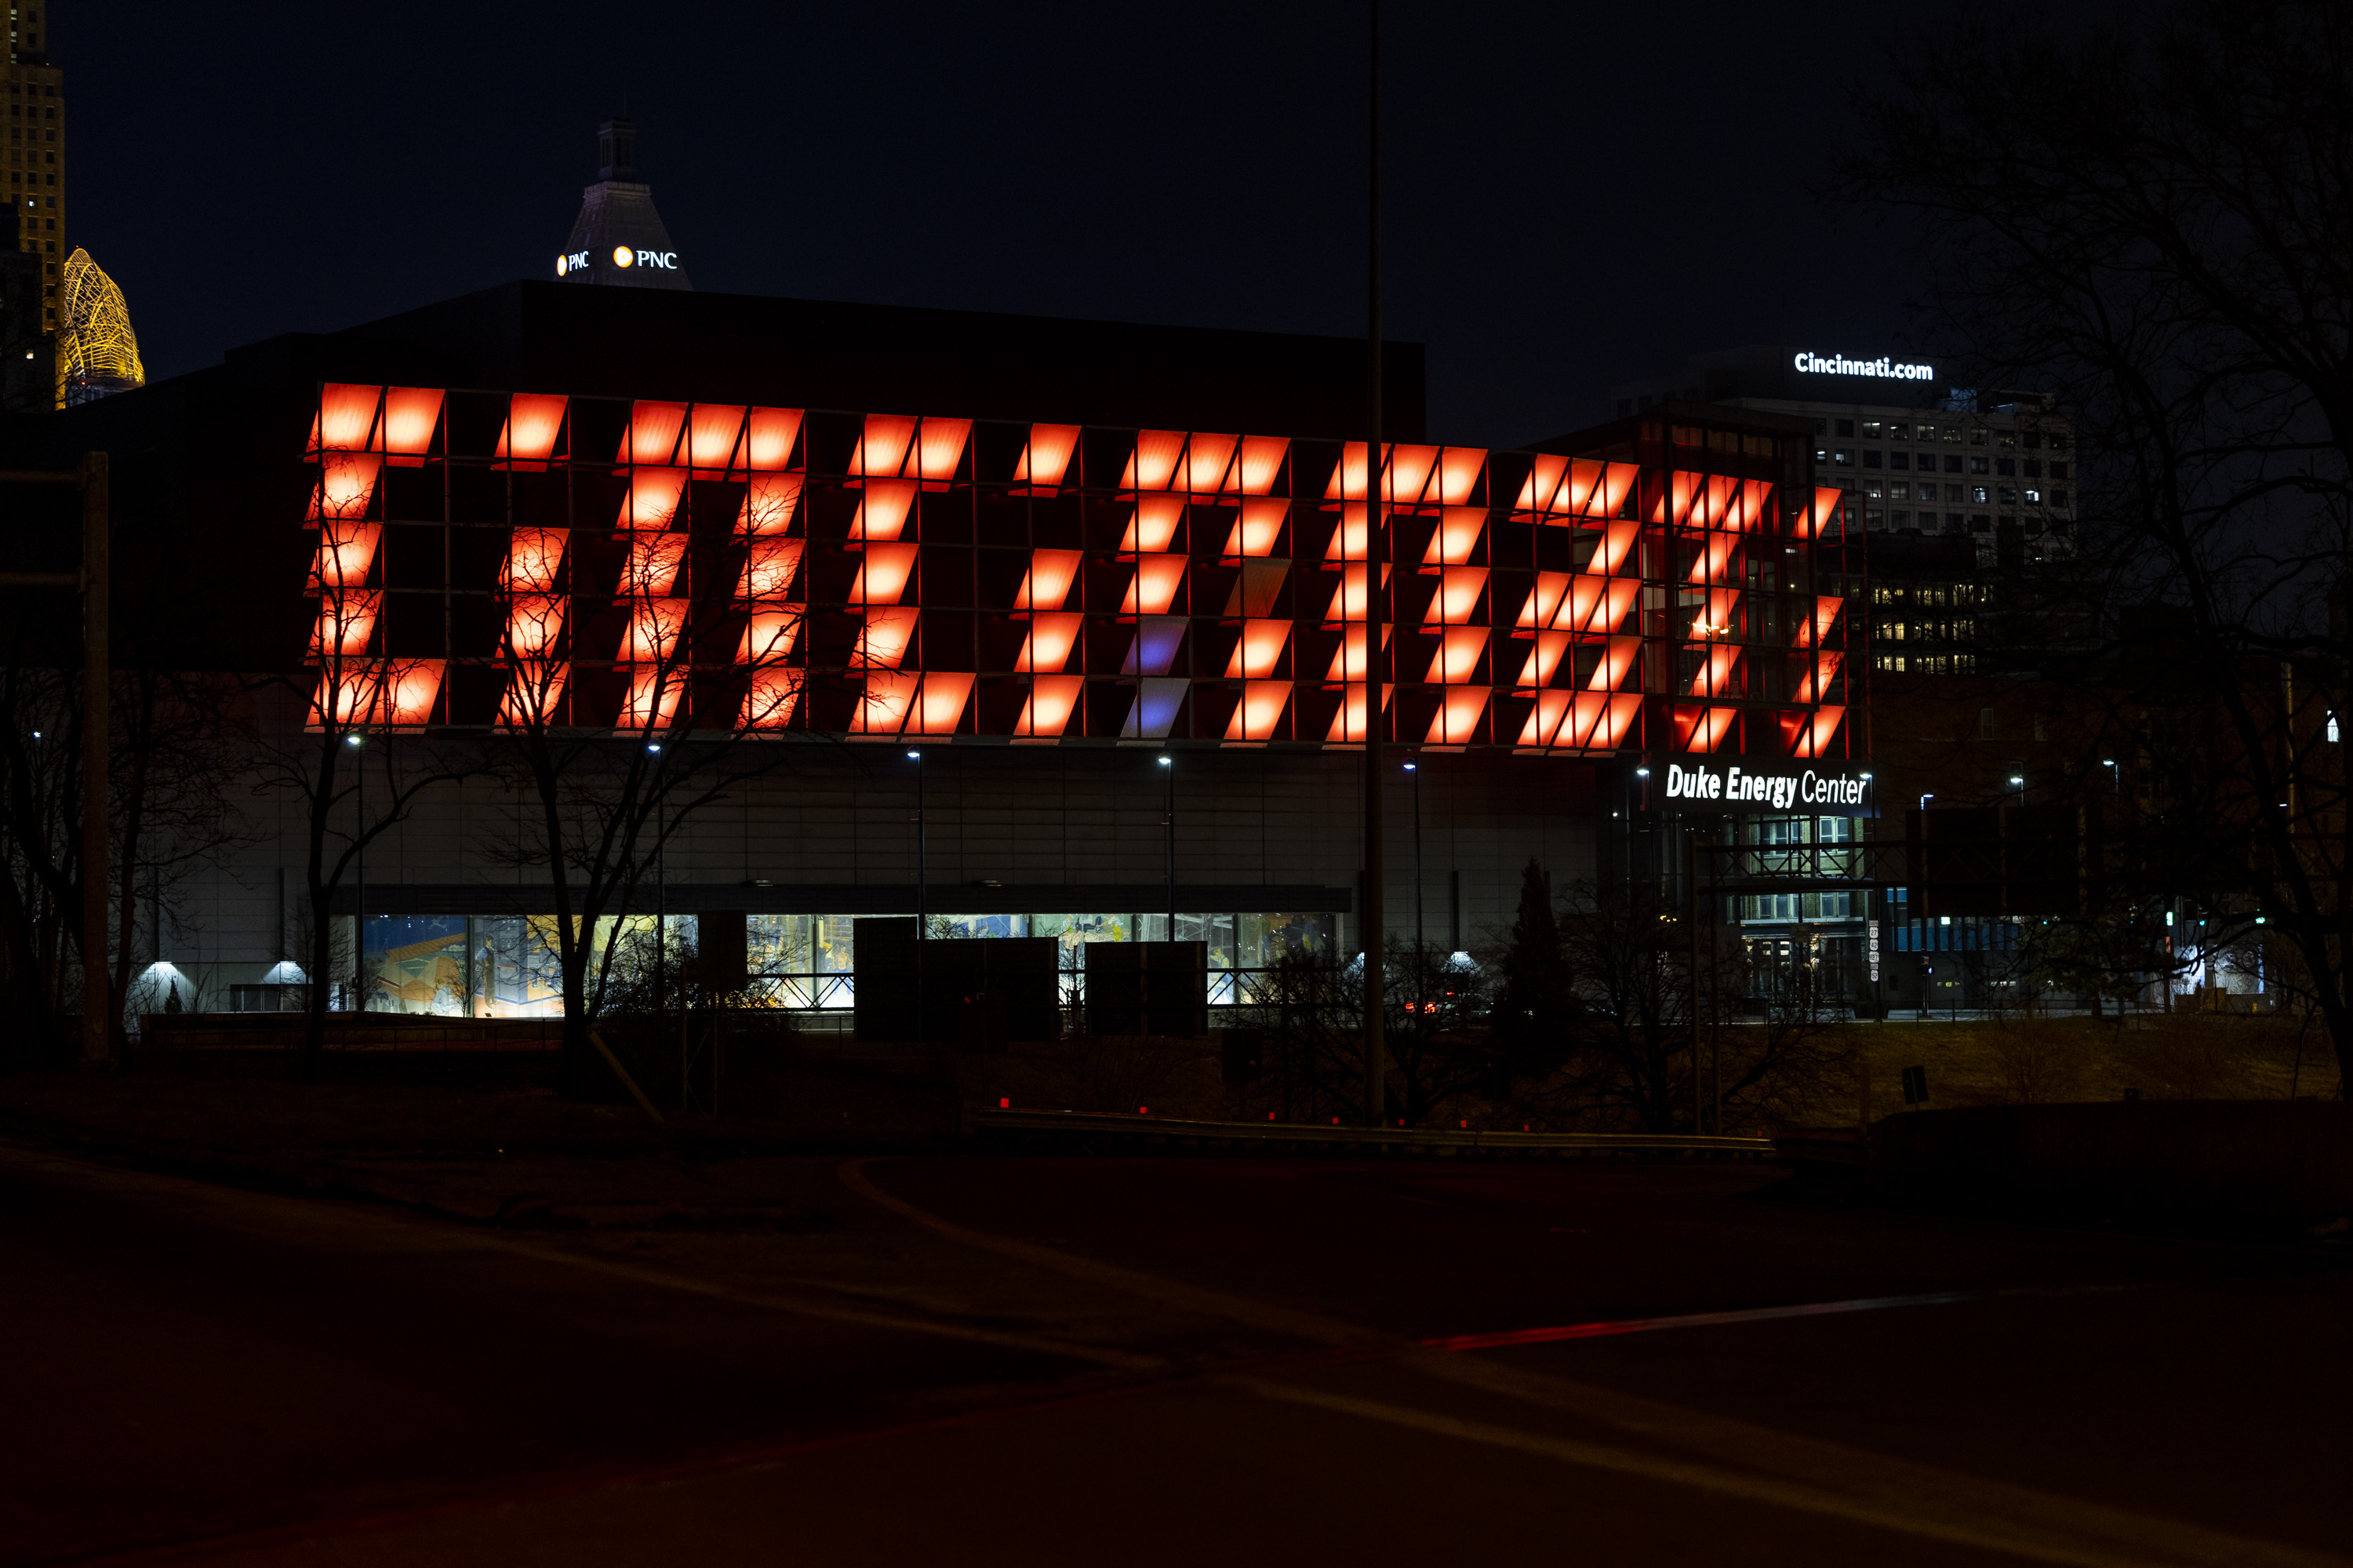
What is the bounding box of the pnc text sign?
[1655,759,1873,815]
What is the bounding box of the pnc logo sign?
[609,246,680,271]
[555,251,591,277]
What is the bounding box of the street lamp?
[907,750,926,939]
[347,730,365,1013]
[1403,758,1424,973]
[1158,753,1174,934]
[1919,791,1934,812]
[2103,759,2118,793]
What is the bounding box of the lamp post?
[648,741,664,1006]
[347,732,364,1012]
[1403,756,1422,954]
[1158,753,1174,936]
[2103,759,2118,794]
[907,749,926,939]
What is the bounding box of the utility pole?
[1362,0,1387,1128]
[1160,752,1175,932]
[0,454,107,1064]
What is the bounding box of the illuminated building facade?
[4,0,64,355]
[555,119,692,292]
[55,246,142,403]
[5,283,1868,1017]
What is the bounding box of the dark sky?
[69,1,1933,448]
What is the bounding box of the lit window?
[2024,488,2041,505]
[1971,486,1989,504]
[1862,420,1883,438]
[2329,713,2341,744]
[1833,449,1852,465]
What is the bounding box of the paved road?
[3,1141,2347,1566]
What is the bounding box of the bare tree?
[1838,0,2353,1088]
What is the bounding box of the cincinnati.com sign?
[1793,351,1934,382]
[1654,759,1874,815]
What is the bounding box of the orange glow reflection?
[1016,613,1082,673]
[1014,424,1081,489]
[1014,549,1082,612]
[496,394,568,469]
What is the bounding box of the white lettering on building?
[1791,351,1935,382]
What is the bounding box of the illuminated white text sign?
[1793,351,1934,382]
[1659,760,1873,814]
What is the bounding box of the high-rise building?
[5,0,64,350]
[554,119,692,293]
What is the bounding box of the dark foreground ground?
[3,1104,2350,1568]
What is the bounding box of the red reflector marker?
[1000,1097,1010,1108]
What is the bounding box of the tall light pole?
[907,748,926,939]
[1158,753,1175,935]
[347,732,365,1013]
[2102,759,2118,794]
[1361,0,1387,1129]
[649,740,664,1005]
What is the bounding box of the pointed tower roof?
[554,118,693,291]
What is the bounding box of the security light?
[345,735,362,747]
[906,750,922,761]
[1157,755,1172,766]
[646,742,661,752]
[1402,761,1416,771]
[2009,775,2024,785]
[1635,766,1650,777]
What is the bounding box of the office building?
[556,119,693,293]
[5,0,64,359]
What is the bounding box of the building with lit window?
[5,286,1871,1020]
[4,0,65,368]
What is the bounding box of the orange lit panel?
[1514,453,1569,515]
[1225,619,1289,678]
[1793,486,1844,538]
[911,672,974,735]
[624,532,686,596]
[1431,627,1487,684]
[1122,430,1185,490]
[310,591,380,657]
[1589,519,1638,576]
[1783,704,1846,758]
[1014,424,1081,489]
[744,668,803,729]
[1016,675,1084,737]
[1235,435,1288,495]
[1181,433,1237,494]
[1794,651,1843,704]
[1226,679,1291,740]
[1592,692,1642,750]
[311,519,381,588]
[1121,555,1187,615]
[1226,498,1287,558]
[856,607,918,669]
[1014,548,1082,612]
[502,527,566,592]
[1691,588,1740,638]
[504,595,566,656]
[499,661,569,727]
[1426,686,1487,744]
[686,405,746,475]
[745,407,803,471]
[1671,704,1738,754]
[620,402,688,466]
[619,667,683,731]
[1435,447,1485,505]
[1326,683,1395,743]
[743,537,804,599]
[1332,562,1392,622]
[850,414,918,478]
[1689,531,1740,586]
[850,478,917,541]
[1518,689,1573,747]
[848,542,918,606]
[1794,595,1845,647]
[740,472,805,536]
[740,609,803,664]
[1422,508,1485,566]
[381,387,442,465]
[1016,613,1082,673]
[1690,643,1743,698]
[1563,576,1638,634]
[1325,503,1369,561]
[917,418,971,486]
[626,599,687,660]
[1121,495,1184,552]
[1590,635,1642,692]
[1518,571,1570,629]
[1515,628,1569,688]
[1425,566,1487,624]
[1326,624,1393,682]
[311,665,379,729]
[495,394,568,468]
[309,453,381,521]
[383,660,443,727]
[623,468,686,529]
[314,384,380,452]
[850,669,917,733]
[1324,442,1438,503]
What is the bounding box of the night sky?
[73,1,1940,447]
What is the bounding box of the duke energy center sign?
[1649,759,1875,816]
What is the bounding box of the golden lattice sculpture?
[56,248,145,405]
